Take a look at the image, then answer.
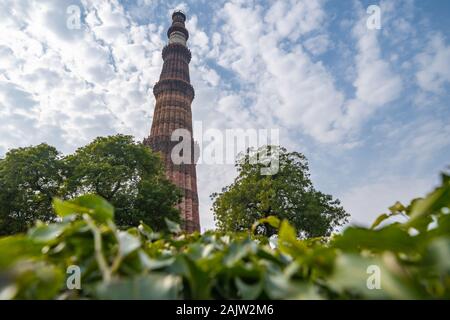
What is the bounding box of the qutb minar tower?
[144,11,200,232]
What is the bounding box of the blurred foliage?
[212,146,349,238]
[0,135,181,236]
[0,172,449,300]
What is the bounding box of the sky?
[0,0,449,231]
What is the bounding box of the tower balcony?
[153,79,195,101]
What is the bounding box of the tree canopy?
[0,144,63,235]
[0,135,181,235]
[212,146,349,237]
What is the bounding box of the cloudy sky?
[0,0,449,231]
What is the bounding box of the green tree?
[0,144,63,235]
[212,146,349,237]
[63,135,181,230]
[0,135,181,235]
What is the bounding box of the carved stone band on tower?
[143,11,200,233]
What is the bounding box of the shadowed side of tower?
[144,11,200,233]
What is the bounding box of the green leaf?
[278,220,306,257]
[423,237,450,274]
[94,274,182,299]
[0,236,42,268]
[327,253,419,299]
[118,231,141,257]
[53,194,114,223]
[28,223,67,243]
[53,198,88,217]
[333,225,417,254]
[138,222,161,241]
[169,256,212,299]
[370,213,388,230]
[408,185,450,223]
[165,218,181,234]
[369,202,406,229]
[223,239,257,267]
[235,277,264,299]
[436,213,450,236]
[389,201,406,213]
[4,261,65,300]
[138,251,175,270]
[251,216,281,233]
[186,243,215,261]
[371,213,393,229]
[264,271,320,299]
[408,214,433,234]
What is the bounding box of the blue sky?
[0,0,449,231]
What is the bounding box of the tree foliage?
[0,135,181,235]
[0,144,63,235]
[212,146,349,237]
[0,172,449,299]
[63,135,181,230]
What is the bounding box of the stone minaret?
[144,11,200,232]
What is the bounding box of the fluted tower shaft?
[144,11,200,232]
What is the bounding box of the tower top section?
[168,10,189,46]
[172,10,186,22]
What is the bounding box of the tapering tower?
[144,11,200,232]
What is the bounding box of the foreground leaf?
[94,274,182,299]
[53,195,114,222]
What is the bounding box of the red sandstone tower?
[144,11,200,232]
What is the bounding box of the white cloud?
[416,33,450,94]
[352,21,403,107]
[340,176,437,227]
[303,34,330,56]
[0,0,167,154]
[211,0,405,144]
[386,118,450,169]
[187,15,210,56]
[264,0,326,41]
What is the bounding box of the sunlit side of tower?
[144,11,200,232]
